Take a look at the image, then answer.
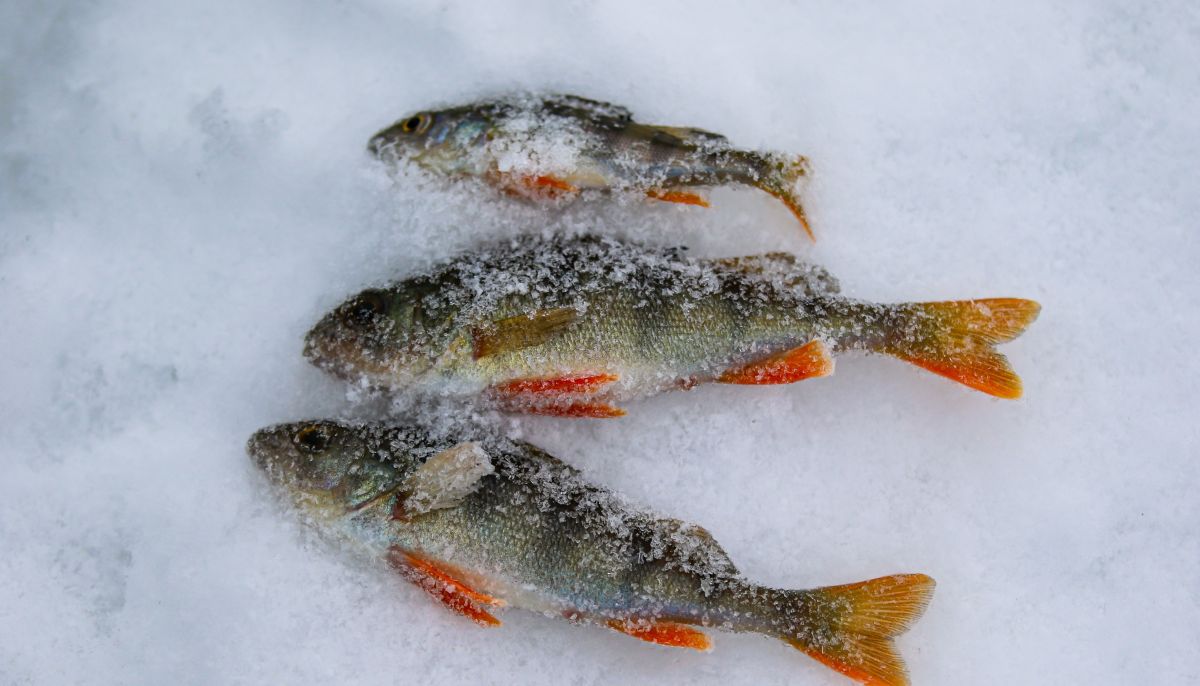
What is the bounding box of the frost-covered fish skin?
[368,93,815,238]
[248,420,935,686]
[305,235,1040,417]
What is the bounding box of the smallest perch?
[369,93,816,238]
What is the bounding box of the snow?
[2,1,1198,684]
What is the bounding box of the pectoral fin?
[659,519,740,577]
[607,619,712,651]
[388,548,504,626]
[472,308,578,359]
[718,340,834,385]
[397,442,493,518]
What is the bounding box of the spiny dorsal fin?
[540,94,633,126]
[658,519,740,577]
[708,253,840,295]
[401,442,494,516]
[651,125,729,145]
[471,307,578,359]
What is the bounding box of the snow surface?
[2,1,1198,684]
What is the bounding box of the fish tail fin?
[874,298,1041,399]
[756,154,814,239]
[775,573,935,686]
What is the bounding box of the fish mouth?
[246,426,310,498]
[246,424,346,515]
[303,324,424,389]
[367,126,414,162]
[367,132,395,159]
[302,326,372,380]
[246,425,292,470]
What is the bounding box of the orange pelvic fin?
[647,188,710,207]
[388,548,504,626]
[492,373,617,397]
[882,298,1041,399]
[607,619,712,651]
[718,340,834,385]
[490,170,580,200]
[489,373,625,418]
[513,173,578,197]
[783,574,935,686]
[530,174,578,194]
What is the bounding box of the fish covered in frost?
[249,419,935,686]
[305,235,1040,417]
[368,93,816,238]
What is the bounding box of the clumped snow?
[2,1,1199,685]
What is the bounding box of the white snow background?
[2,1,1198,684]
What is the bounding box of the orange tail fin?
[757,154,814,240]
[779,574,935,686]
[880,298,1041,399]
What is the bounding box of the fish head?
[248,421,411,515]
[304,280,457,386]
[368,103,501,175]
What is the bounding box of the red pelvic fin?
[718,340,834,385]
[646,188,710,207]
[388,548,504,626]
[530,174,577,194]
[606,619,712,651]
[491,170,580,200]
[488,373,625,418]
[492,373,617,396]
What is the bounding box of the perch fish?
[249,420,935,686]
[368,93,815,237]
[305,235,1041,417]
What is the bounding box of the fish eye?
[293,424,332,454]
[342,291,388,328]
[400,114,431,134]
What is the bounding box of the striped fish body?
[305,236,1040,415]
[248,420,935,685]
